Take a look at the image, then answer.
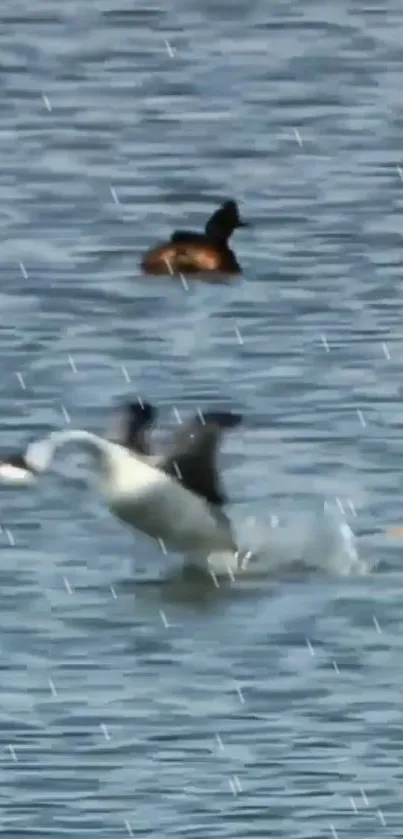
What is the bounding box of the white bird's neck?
[25,429,121,478]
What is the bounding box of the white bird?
[0,404,243,572]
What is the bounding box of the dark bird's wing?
[159,411,242,507]
[170,230,206,243]
[108,401,157,456]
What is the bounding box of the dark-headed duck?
[141,199,249,278]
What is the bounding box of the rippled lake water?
[2,0,403,836]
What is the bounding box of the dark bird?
[141,199,249,279]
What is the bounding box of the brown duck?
[141,199,249,278]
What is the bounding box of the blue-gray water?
[1,0,403,836]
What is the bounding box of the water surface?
[1,1,403,836]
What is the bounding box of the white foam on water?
[203,499,371,581]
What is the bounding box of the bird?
[0,404,243,572]
[0,400,157,487]
[141,199,249,278]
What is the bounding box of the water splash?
[205,499,370,580]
